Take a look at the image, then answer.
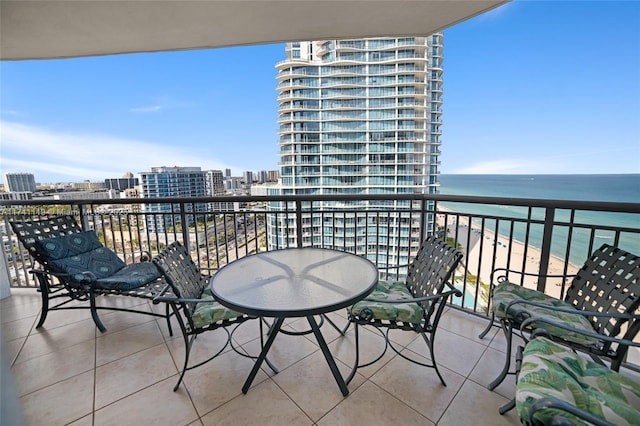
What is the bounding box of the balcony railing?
[2,194,639,321]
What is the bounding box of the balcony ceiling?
[1,0,507,61]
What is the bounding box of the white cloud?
[0,121,236,182]
[129,105,162,113]
[452,159,540,174]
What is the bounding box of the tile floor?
[2,288,527,425]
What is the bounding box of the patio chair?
[514,317,640,426]
[346,236,463,386]
[10,215,172,333]
[152,241,266,391]
[479,243,640,392]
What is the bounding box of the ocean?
[437,174,640,265]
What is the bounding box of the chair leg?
[478,310,496,339]
[165,304,173,337]
[89,289,107,333]
[35,274,50,328]
[344,321,360,386]
[488,320,513,390]
[421,332,447,386]
[173,310,191,392]
[498,398,516,414]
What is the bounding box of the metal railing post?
[296,199,303,248]
[537,206,555,292]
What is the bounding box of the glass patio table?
[210,247,378,396]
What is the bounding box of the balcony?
[2,193,639,424]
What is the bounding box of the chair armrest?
[521,315,640,348]
[152,284,215,305]
[528,397,615,426]
[506,298,638,321]
[377,263,411,271]
[492,268,575,284]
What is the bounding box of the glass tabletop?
[210,248,378,317]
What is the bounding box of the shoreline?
[436,206,579,302]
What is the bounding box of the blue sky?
[1,1,639,183]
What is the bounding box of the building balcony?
[1,193,639,424]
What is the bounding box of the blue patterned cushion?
[96,262,161,290]
[36,231,103,260]
[35,231,159,290]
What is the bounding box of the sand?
[436,206,580,306]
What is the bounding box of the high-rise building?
[139,166,207,232]
[272,36,443,266]
[3,173,36,193]
[205,170,225,195]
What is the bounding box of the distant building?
[0,192,33,202]
[71,181,106,191]
[267,170,281,182]
[140,166,207,232]
[205,170,225,195]
[243,171,254,188]
[105,175,139,190]
[3,173,36,193]
[225,168,232,178]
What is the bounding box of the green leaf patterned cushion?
[492,281,597,345]
[191,288,244,329]
[516,337,640,426]
[350,280,424,324]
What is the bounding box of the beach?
[437,206,580,305]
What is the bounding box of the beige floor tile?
[94,377,199,426]
[12,339,95,396]
[241,327,319,373]
[437,380,521,425]
[2,316,37,342]
[94,343,177,409]
[0,299,41,324]
[318,380,433,426]
[182,348,269,416]
[228,318,263,346]
[469,346,518,399]
[200,379,312,426]
[369,354,465,422]
[440,308,498,342]
[14,318,97,363]
[95,306,156,335]
[36,306,99,331]
[4,337,26,365]
[165,325,236,370]
[423,328,487,377]
[272,350,366,422]
[96,320,164,365]
[329,325,397,379]
[68,414,94,426]
[20,370,94,426]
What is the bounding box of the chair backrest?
[10,215,83,264]
[565,244,640,337]
[152,241,207,315]
[405,236,464,316]
[10,215,136,286]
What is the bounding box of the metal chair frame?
[10,215,172,333]
[152,241,275,391]
[479,243,640,391]
[346,236,463,386]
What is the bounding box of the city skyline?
[1,1,639,183]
